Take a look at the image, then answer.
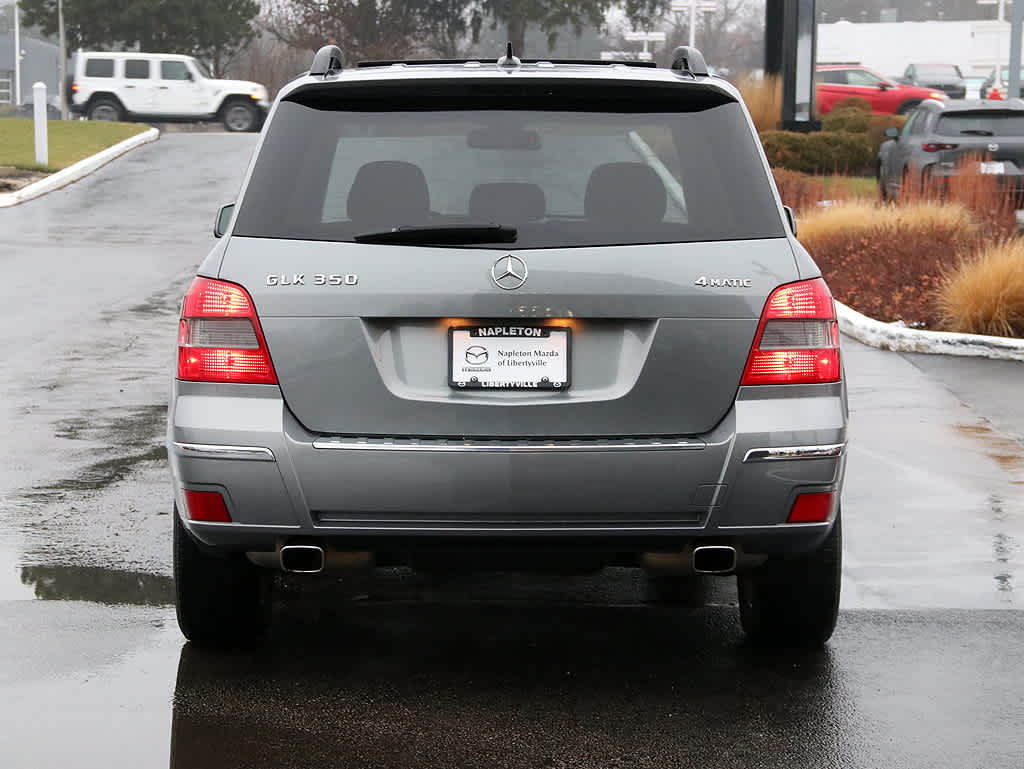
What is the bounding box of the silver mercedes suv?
[168,44,847,647]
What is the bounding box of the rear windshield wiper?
[958,129,994,136]
[354,224,517,245]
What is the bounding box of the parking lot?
[0,135,1022,768]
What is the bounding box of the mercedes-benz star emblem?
[491,255,528,290]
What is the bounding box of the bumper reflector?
[183,490,232,522]
[787,492,837,523]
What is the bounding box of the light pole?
[58,0,67,119]
[13,0,21,106]
[979,0,1011,93]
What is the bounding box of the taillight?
[741,278,841,386]
[923,142,958,152]
[177,277,278,384]
[71,83,80,93]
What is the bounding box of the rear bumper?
[168,380,847,557]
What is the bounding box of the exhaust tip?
[280,544,325,573]
[692,545,737,574]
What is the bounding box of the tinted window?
[846,69,883,87]
[916,65,960,79]
[234,82,785,248]
[124,59,150,79]
[909,112,930,136]
[819,70,846,84]
[160,61,191,81]
[85,58,114,78]
[935,113,1024,137]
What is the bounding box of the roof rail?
[670,46,708,77]
[355,58,658,69]
[310,44,343,77]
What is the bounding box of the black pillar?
[765,0,818,131]
[765,0,784,76]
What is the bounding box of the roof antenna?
[497,42,521,68]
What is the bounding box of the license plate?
[449,325,571,390]
[979,161,1005,175]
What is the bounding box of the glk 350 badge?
[266,273,358,286]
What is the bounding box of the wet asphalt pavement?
[1,135,1023,768]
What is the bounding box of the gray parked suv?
[168,44,848,647]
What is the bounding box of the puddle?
[19,564,174,606]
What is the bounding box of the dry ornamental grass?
[938,240,1024,337]
[797,201,985,328]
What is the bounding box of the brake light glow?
[177,277,278,384]
[923,142,958,152]
[183,489,232,522]
[788,491,837,523]
[741,278,841,386]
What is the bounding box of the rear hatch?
[934,109,1024,178]
[221,73,794,438]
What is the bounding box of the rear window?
[124,59,150,79]
[84,58,114,78]
[234,80,784,248]
[935,112,1024,137]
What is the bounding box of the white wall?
[817,19,1010,78]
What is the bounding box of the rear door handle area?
[158,86,169,89]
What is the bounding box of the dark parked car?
[877,99,1024,199]
[899,63,967,100]
[980,67,1024,99]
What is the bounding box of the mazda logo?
[988,142,999,153]
[491,255,528,290]
[464,345,489,365]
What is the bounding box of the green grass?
[0,119,149,172]
[822,175,878,199]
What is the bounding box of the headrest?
[469,183,547,223]
[584,162,667,229]
[347,161,430,228]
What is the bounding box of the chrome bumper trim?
[172,442,276,461]
[742,443,845,463]
[312,436,706,453]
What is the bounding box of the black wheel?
[173,506,272,645]
[877,163,889,201]
[87,97,122,122]
[221,100,259,132]
[896,99,921,115]
[737,513,842,648]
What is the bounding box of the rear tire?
[737,513,842,648]
[87,97,122,122]
[221,99,259,132]
[173,506,272,645]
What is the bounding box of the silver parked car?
[168,44,848,647]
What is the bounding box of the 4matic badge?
[266,273,358,286]
[694,276,752,288]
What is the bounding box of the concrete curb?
[0,126,160,208]
[836,300,1024,361]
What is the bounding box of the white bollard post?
[33,82,48,166]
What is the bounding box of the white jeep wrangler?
[69,52,270,132]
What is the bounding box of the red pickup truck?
[817,65,948,115]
